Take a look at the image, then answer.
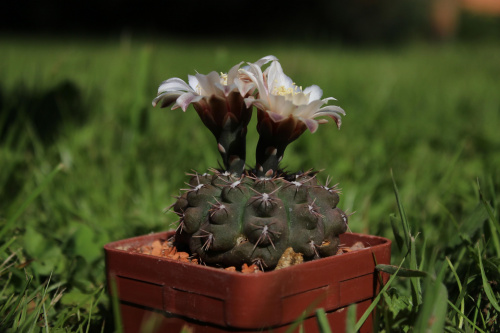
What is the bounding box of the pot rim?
[104,230,391,275]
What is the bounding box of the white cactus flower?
[240,60,346,133]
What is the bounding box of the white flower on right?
[240,60,346,134]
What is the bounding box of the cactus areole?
[153,56,348,270]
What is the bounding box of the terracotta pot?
[104,231,391,333]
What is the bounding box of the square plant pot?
[105,231,391,333]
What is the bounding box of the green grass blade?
[476,244,500,312]
[447,300,485,333]
[391,170,422,306]
[0,293,15,318]
[419,237,427,274]
[0,164,63,240]
[315,308,332,333]
[85,297,94,333]
[27,273,53,333]
[376,264,427,278]
[355,258,405,331]
[345,305,356,333]
[16,289,29,330]
[471,293,484,329]
[0,236,16,256]
[285,290,327,333]
[390,214,405,252]
[413,265,448,333]
[477,179,500,257]
[109,276,123,333]
[445,256,465,328]
[42,302,49,333]
[409,234,422,306]
[390,169,411,252]
[179,326,194,333]
[0,274,33,329]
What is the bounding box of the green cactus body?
[173,170,348,270]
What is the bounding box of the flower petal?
[268,94,295,117]
[315,106,345,129]
[322,96,337,102]
[316,105,346,116]
[214,82,236,97]
[267,61,294,93]
[267,111,287,122]
[188,75,199,91]
[157,78,193,94]
[227,62,243,85]
[253,55,278,68]
[292,100,322,119]
[239,64,268,96]
[303,85,323,102]
[152,92,181,108]
[290,91,311,106]
[244,96,256,108]
[298,117,319,133]
[176,92,203,111]
[195,71,220,96]
[235,77,255,96]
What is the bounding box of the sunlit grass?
[0,36,498,331]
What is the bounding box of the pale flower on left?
[152,64,239,111]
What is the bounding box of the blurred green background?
[1,0,499,331]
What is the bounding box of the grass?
[0,35,499,332]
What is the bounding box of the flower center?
[272,82,302,97]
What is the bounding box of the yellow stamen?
[272,82,302,96]
[220,72,228,85]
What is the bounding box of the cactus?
[172,170,348,269]
[153,56,347,270]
